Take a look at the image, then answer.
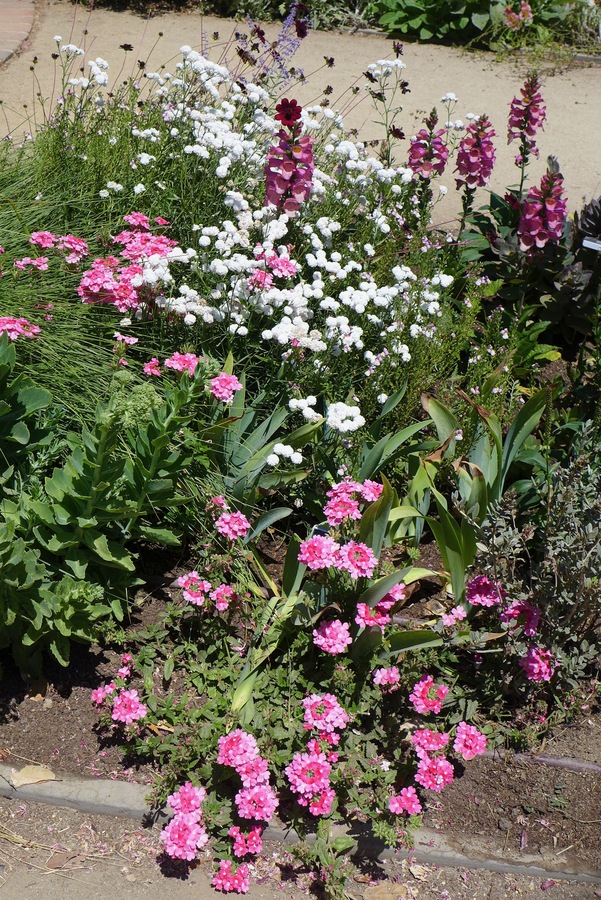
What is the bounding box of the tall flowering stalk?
[507,72,547,196]
[264,98,314,217]
[407,108,449,219]
[455,114,496,231]
[517,162,567,253]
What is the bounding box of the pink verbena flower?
[309,787,336,816]
[409,675,449,715]
[58,234,89,263]
[441,605,468,627]
[324,494,362,527]
[302,693,350,734]
[161,814,208,861]
[337,541,377,579]
[411,728,450,754]
[453,722,487,760]
[123,211,151,229]
[508,73,546,158]
[164,351,200,376]
[517,169,567,253]
[235,755,270,788]
[500,599,541,636]
[113,332,138,345]
[455,115,496,189]
[215,511,251,541]
[414,753,455,792]
[312,619,352,655]
[372,666,400,688]
[361,480,383,502]
[286,750,331,797]
[389,786,422,815]
[0,317,41,341]
[111,688,147,724]
[14,256,49,271]
[355,596,394,631]
[91,681,116,705]
[211,583,236,612]
[298,535,340,570]
[466,575,503,607]
[235,784,279,821]
[210,372,243,403]
[218,729,259,768]
[229,825,263,857]
[519,646,556,682]
[30,230,57,248]
[177,571,212,606]
[212,859,250,893]
[168,782,206,816]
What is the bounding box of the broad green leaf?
[244,507,292,544]
[384,629,443,655]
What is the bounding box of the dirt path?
[0,0,600,223]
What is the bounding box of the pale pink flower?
[415,753,455,792]
[211,583,236,612]
[30,230,57,248]
[453,722,487,760]
[297,535,340,570]
[409,675,449,715]
[123,211,151,229]
[312,619,352,655]
[302,693,349,734]
[337,541,377,579]
[111,688,147,724]
[388,786,422,815]
[164,351,200,376]
[58,234,89,262]
[0,317,41,340]
[143,357,161,377]
[113,332,138,345]
[372,666,400,688]
[361,480,383,502]
[215,511,251,541]
[235,784,279,821]
[210,373,243,403]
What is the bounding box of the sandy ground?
[0,0,599,224]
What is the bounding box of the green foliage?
[368,0,495,43]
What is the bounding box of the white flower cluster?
[288,396,321,423]
[326,402,365,434]
[266,443,303,467]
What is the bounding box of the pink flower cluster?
[517,170,567,252]
[298,536,377,580]
[215,511,251,542]
[217,729,279,823]
[164,351,201,376]
[408,115,449,178]
[14,256,49,271]
[161,782,208,861]
[372,665,401,690]
[91,654,146,725]
[519,646,556,682]
[210,372,243,403]
[285,745,336,817]
[177,571,239,613]
[504,1,533,30]
[356,583,406,633]
[507,73,546,158]
[312,619,352,655]
[228,826,263,858]
[264,99,314,216]
[212,859,250,893]
[388,786,422,815]
[500,599,541,636]
[466,575,504,607]
[302,693,350,739]
[323,478,383,528]
[452,722,487,760]
[441,605,467,628]
[409,675,449,715]
[0,316,41,341]
[455,115,496,189]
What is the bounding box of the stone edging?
[1,762,601,885]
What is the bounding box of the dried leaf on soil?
[10,765,59,787]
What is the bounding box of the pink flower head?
[143,358,161,376]
[508,73,546,156]
[337,541,377,580]
[235,755,270,788]
[286,749,331,798]
[113,331,138,345]
[111,688,147,724]
[14,256,49,271]
[161,814,208,861]
[372,666,400,688]
[309,787,336,816]
[411,728,450,754]
[30,230,56,248]
[324,494,362,528]
[247,268,274,290]
[302,693,350,734]
[0,317,41,341]
[91,681,116,705]
[414,753,455,792]
[409,675,449,715]
[210,372,243,403]
[212,859,250,894]
[164,351,200,377]
[218,729,259,768]
[168,781,206,816]
[517,169,567,253]
[466,575,503,607]
[211,583,236,612]
[441,605,468,628]
[312,619,352,655]
[235,784,279,821]
[519,646,556,682]
[58,233,89,263]
[453,722,487,760]
[408,113,449,178]
[298,535,340,570]
[455,115,496,189]
[500,599,541,636]
[177,571,212,606]
[361,480,383,502]
[123,211,151,230]
[389,786,422,815]
[215,511,251,541]
[229,825,263,857]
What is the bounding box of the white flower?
[133,183,146,195]
[326,402,365,434]
[266,454,279,467]
[99,189,109,198]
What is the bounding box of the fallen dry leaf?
[364,883,409,900]
[45,850,81,869]
[407,863,430,881]
[0,748,9,761]
[10,765,59,788]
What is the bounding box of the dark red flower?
[275,98,303,127]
